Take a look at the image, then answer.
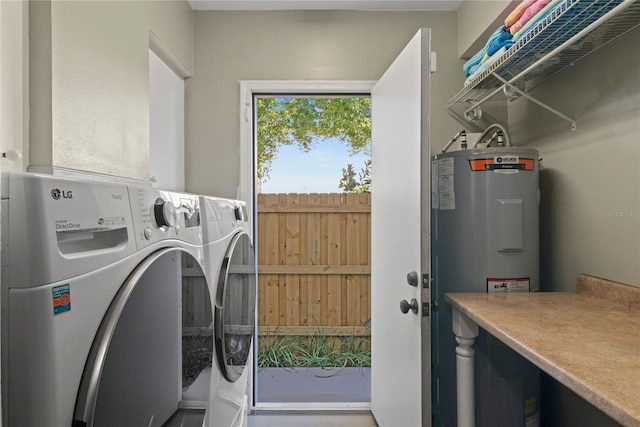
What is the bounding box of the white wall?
[186,10,464,198]
[29,0,193,181]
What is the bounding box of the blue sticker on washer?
[52,284,71,315]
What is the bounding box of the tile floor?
[163,409,206,426]
[163,409,377,427]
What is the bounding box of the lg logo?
[51,188,73,200]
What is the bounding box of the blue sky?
[260,137,370,193]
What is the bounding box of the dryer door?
[74,248,213,427]
[214,232,257,382]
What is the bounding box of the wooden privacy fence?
[257,193,371,338]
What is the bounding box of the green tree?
[339,164,358,192]
[339,160,371,193]
[256,97,371,182]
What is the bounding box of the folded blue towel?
[463,48,488,76]
[467,63,481,76]
[487,32,513,57]
[465,46,511,86]
[463,25,513,77]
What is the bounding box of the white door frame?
[1,2,29,424]
[0,0,28,172]
[238,80,375,411]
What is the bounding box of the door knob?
[400,298,419,314]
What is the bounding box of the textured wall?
[510,27,640,292]
[187,10,463,198]
[51,1,149,179]
[29,0,193,181]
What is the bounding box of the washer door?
[74,248,213,427]
[214,232,257,382]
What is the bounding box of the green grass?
[257,327,371,370]
[181,327,371,386]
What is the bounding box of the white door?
[371,29,431,427]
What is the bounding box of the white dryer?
[200,196,256,427]
[1,173,214,427]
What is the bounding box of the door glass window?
[215,232,256,382]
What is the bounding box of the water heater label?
[487,278,530,293]
[439,192,456,210]
[431,160,439,209]
[438,158,455,210]
[438,174,454,194]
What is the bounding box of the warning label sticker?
[52,284,71,315]
[487,278,530,293]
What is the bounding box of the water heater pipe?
[474,123,512,148]
[442,130,467,153]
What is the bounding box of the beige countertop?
[445,275,640,427]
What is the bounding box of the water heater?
[431,146,541,427]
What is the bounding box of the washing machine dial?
[153,198,178,229]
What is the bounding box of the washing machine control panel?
[128,186,202,250]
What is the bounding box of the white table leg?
[452,307,479,427]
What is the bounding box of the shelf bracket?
[493,74,577,131]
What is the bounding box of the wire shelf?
[447,0,640,110]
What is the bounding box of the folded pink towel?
[510,0,553,33]
[505,0,536,27]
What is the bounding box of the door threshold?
[252,402,371,413]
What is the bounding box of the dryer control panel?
[2,172,136,288]
[128,186,202,250]
[200,196,249,244]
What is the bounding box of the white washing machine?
[1,172,214,427]
[200,196,256,427]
